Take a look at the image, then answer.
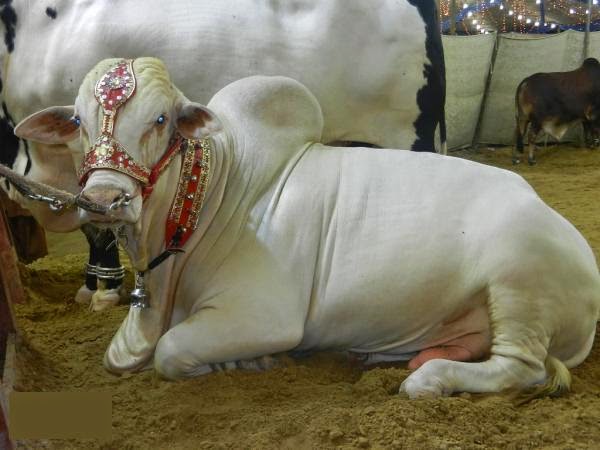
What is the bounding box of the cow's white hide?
[56,62,598,397]
[2,0,444,229]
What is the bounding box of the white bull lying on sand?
[16,58,600,397]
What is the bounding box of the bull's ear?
[14,106,79,144]
[176,102,222,140]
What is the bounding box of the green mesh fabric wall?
[443,30,599,149]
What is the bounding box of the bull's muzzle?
[78,174,141,224]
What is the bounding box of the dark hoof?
[528,158,537,166]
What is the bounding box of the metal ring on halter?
[26,193,66,212]
[95,265,126,281]
[108,193,132,211]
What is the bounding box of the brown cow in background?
[514,57,600,165]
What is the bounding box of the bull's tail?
[513,80,529,163]
[514,355,572,405]
[514,82,526,153]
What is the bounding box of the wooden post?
[0,336,14,450]
[0,195,23,450]
[0,200,24,306]
[584,0,593,60]
[471,31,501,150]
[450,0,457,35]
[0,402,11,450]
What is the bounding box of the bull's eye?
[156,114,166,124]
[72,116,81,127]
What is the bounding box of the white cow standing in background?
[15,58,599,398]
[0,0,446,309]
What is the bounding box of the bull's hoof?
[528,158,537,166]
[512,158,521,165]
[75,285,95,305]
[400,374,446,399]
[90,288,121,311]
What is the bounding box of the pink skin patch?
[408,332,491,370]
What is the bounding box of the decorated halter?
[77,60,213,308]
[78,59,151,184]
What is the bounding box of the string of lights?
[440,0,600,35]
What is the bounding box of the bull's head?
[14,58,223,231]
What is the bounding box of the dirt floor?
[12,145,600,449]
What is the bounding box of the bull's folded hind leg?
[400,354,548,398]
[401,285,558,398]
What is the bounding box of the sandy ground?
[12,145,600,449]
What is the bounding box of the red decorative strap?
[164,139,211,248]
[141,135,185,199]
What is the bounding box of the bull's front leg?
[76,224,124,311]
[154,297,304,380]
[154,241,307,380]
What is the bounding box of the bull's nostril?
[108,192,132,211]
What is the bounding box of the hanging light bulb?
[569,8,575,14]
[526,18,531,24]
[463,3,468,9]
[535,0,541,4]
[586,9,590,14]
[500,4,504,10]
[550,23,556,29]
[476,24,481,30]
[468,11,473,17]
[508,9,514,15]
[472,19,478,24]
[517,14,523,20]
[490,0,495,3]
[593,0,598,5]
[534,21,540,26]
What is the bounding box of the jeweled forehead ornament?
[78,59,152,185]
